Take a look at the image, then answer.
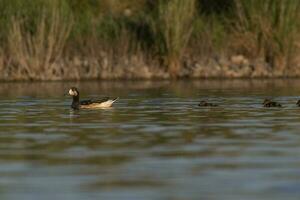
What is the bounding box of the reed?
[7,1,72,80]
[0,0,299,80]
[233,0,300,70]
[150,0,196,78]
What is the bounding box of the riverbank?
[0,0,300,80]
[2,54,300,81]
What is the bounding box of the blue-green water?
[1,80,300,200]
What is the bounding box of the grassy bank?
[0,0,300,80]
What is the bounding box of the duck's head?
[68,87,79,97]
[263,99,271,105]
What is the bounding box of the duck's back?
[264,101,282,107]
[80,97,118,108]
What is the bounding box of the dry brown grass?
[7,5,72,80]
[231,0,300,72]
[0,0,300,80]
[151,0,196,78]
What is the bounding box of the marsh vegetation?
[0,0,300,80]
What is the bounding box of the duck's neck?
[71,95,80,109]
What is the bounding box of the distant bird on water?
[263,99,282,107]
[198,100,218,107]
[67,87,118,109]
[296,100,300,107]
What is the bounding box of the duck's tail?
[99,97,118,108]
[112,97,119,102]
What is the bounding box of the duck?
[263,99,282,107]
[67,87,118,109]
[198,100,218,107]
[296,100,300,107]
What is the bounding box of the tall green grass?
[149,0,196,77]
[0,0,299,80]
[7,0,72,80]
[233,0,300,69]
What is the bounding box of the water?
[1,80,300,200]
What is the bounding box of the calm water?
[1,80,300,200]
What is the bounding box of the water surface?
[1,80,300,200]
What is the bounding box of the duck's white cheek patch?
[69,89,74,95]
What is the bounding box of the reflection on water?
[1,80,300,200]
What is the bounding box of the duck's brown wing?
[80,99,93,105]
[264,101,282,107]
[80,97,117,105]
[271,101,282,107]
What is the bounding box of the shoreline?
[1,54,300,81]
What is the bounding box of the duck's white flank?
[80,98,118,109]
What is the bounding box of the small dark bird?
[198,100,218,107]
[67,87,118,109]
[263,99,282,107]
[296,100,300,107]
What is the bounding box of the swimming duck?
[68,87,118,109]
[296,100,300,107]
[263,99,282,107]
[198,100,218,107]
